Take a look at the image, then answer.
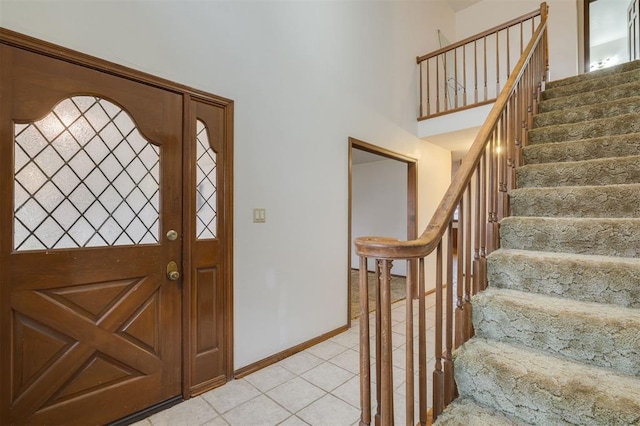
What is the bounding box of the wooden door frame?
[348,137,418,323]
[583,0,597,73]
[0,27,234,406]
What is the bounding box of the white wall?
[352,159,408,277]
[455,0,580,81]
[0,0,454,369]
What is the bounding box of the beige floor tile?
[391,307,407,322]
[201,416,230,425]
[329,327,360,349]
[391,332,405,348]
[244,364,296,392]
[277,351,324,375]
[130,419,151,426]
[266,377,325,413]
[148,396,217,426]
[129,299,448,426]
[331,375,370,409]
[328,349,360,374]
[301,362,353,392]
[391,394,422,426]
[201,379,261,414]
[370,364,405,390]
[305,340,348,360]
[392,347,407,370]
[278,415,310,425]
[297,394,360,426]
[222,395,290,426]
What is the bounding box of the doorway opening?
[584,0,635,72]
[348,138,417,322]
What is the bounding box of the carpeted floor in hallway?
[349,269,406,319]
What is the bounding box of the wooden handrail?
[355,8,548,261]
[417,5,543,119]
[356,3,549,424]
[417,8,541,64]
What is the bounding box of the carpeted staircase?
[436,60,640,425]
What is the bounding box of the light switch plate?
[253,208,266,223]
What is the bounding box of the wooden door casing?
[1,28,234,425]
[629,0,640,61]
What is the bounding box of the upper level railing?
[356,3,548,424]
[417,6,544,120]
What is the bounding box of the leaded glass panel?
[195,120,217,239]
[13,96,160,251]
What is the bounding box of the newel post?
[541,2,549,81]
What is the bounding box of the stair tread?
[488,248,640,309]
[478,286,640,324]
[491,247,640,264]
[546,60,640,89]
[528,112,640,144]
[517,154,640,188]
[543,67,640,99]
[510,183,640,218]
[455,338,640,425]
[523,132,640,164]
[500,216,640,258]
[539,79,640,113]
[435,398,530,425]
[474,287,640,376]
[533,96,640,128]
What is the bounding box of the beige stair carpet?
[436,60,640,425]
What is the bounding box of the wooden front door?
[0,44,184,425]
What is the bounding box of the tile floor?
[133,293,440,426]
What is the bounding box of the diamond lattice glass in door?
[195,119,217,239]
[13,96,160,251]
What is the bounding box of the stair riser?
[539,81,640,113]
[510,185,640,218]
[534,97,640,128]
[454,340,640,426]
[487,250,640,309]
[522,133,640,164]
[473,289,640,376]
[528,113,640,145]
[516,156,640,188]
[500,217,640,258]
[543,68,640,100]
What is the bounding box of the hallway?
[133,293,440,426]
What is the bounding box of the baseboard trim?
[234,324,350,379]
[189,375,227,397]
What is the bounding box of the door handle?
[166,261,180,281]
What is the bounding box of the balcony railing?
[356,3,548,424]
[418,6,545,120]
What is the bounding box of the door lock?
[166,230,178,241]
[166,261,180,281]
